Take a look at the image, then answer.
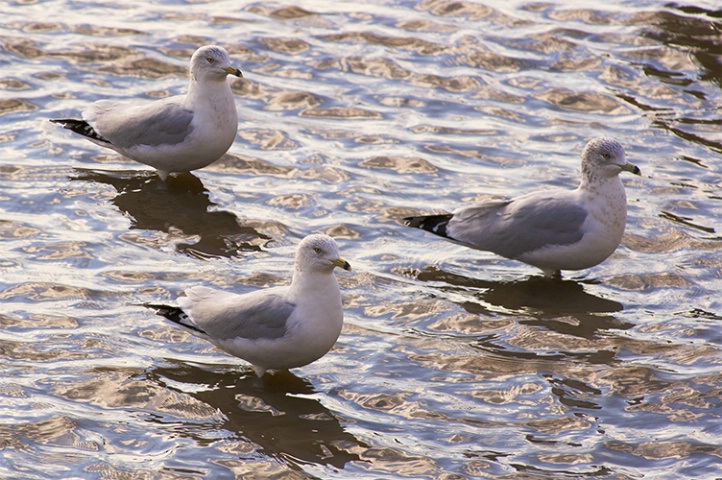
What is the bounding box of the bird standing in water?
[148,234,352,377]
[405,138,641,278]
[51,45,243,180]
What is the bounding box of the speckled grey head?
[296,234,352,273]
[190,45,243,82]
[581,137,640,181]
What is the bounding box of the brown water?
[1,1,721,478]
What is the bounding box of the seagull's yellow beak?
[225,66,243,77]
[332,257,352,272]
[621,161,641,175]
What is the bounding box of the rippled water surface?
[1,0,721,478]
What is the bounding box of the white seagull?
[148,234,352,376]
[405,138,641,278]
[51,45,242,180]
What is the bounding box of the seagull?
[405,138,641,278]
[51,45,243,180]
[147,234,352,376]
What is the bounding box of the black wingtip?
[142,303,206,335]
[143,303,181,321]
[404,214,453,238]
[50,118,111,144]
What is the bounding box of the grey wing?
[88,97,194,148]
[183,287,296,341]
[448,192,588,258]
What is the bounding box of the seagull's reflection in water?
[74,170,270,258]
[416,266,632,339]
[148,363,365,468]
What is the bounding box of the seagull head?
[296,234,352,274]
[582,137,640,181]
[190,45,243,81]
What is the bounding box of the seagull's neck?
[578,174,628,228]
[579,172,624,194]
[186,76,232,103]
[288,269,339,301]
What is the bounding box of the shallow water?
[1,0,721,478]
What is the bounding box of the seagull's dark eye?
[206,57,215,64]
[314,247,322,254]
[601,153,610,159]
